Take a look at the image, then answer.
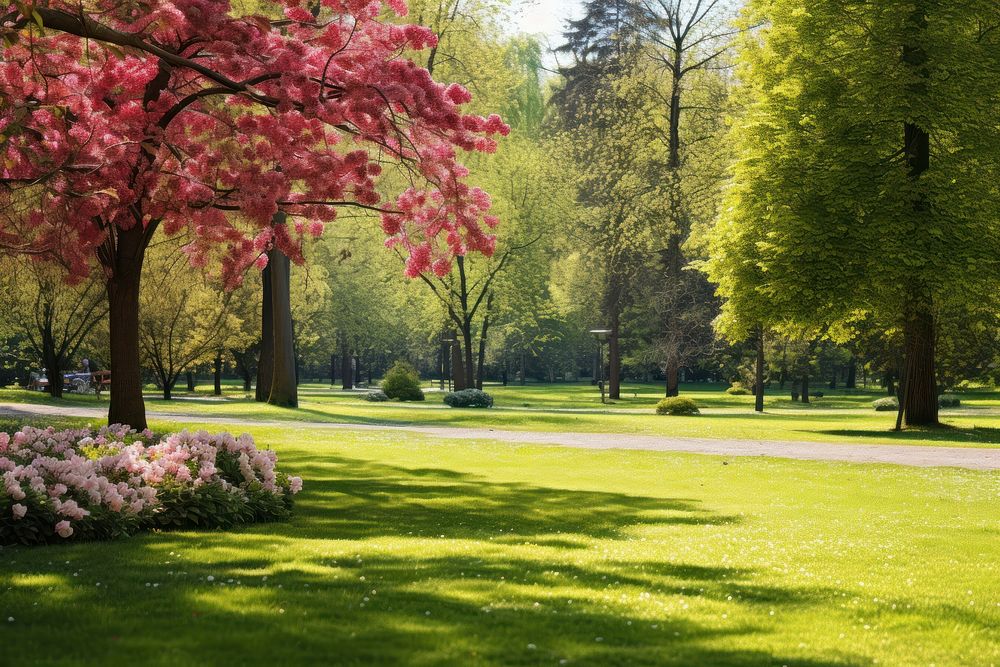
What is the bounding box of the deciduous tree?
[0,0,508,428]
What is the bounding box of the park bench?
[28,372,49,392]
[91,371,112,397]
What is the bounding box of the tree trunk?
[665,360,679,398]
[900,5,937,427]
[162,380,173,401]
[800,375,810,404]
[42,340,64,399]
[267,247,297,408]
[608,310,621,400]
[846,356,857,389]
[330,353,337,387]
[519,350,526,386]
[107,226,148,429]
[476,335,487,390]
[462,323,475,390]
[902,298,938,426]
[186,371,195,392]
[214,352,222,396]
[452,340,467,391]
[755,327,765,413]
[255,261,273,402]
[439,343,446,391]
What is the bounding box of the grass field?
[4,381,1000,448]
[1,419,997,666]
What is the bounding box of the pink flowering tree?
[0,0,508,428]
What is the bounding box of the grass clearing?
[1,419,997,665]
[4,383,1000,449]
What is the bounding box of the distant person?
[82,358,90,373]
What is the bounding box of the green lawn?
[4,382,1000,448]
[1,420,997,666]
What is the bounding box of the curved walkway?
[2,402,998,471]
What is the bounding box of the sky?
[512,0,584,61]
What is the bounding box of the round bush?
[873,397,899,412]
[444,389,494,409]
[380,362,425,402]
[364,390,389,402]
[655,397,700,416]
[938,394,961,408]
[726,383,751,396]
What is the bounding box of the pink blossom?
[11,503,26,520]
[55,521,74,539]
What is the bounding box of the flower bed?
[1,425,302,546]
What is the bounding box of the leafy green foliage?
[655,396,700,416]
[873,397,899,412]
[444,389,494,409]
[938,394,961,408]
[726,383,752,396]
[365,390,389,402]
[380,362,425,402]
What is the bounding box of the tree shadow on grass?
[279,455,740,542]
[810,425,1000,446]
[0,456,865,666]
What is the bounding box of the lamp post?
[441,335,456,392]
[589,328,612,404]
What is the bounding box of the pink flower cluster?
[0,0,508,288]
[0,426,302,540]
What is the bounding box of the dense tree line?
[1,0,998,417]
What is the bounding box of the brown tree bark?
[755,327,765,413]
[267,247,297,408]
[845,356,857,390]
[42,335,64,399]
[665,360,679,398]
[902,299,938,426]
[107,225,148,429]
[186,371,195,392]
[800,375,810,404]
[214,352,223,396]
[452,340,467,391]
[255,261,273,402]
[899,4,938,427]
[460,322,475,390]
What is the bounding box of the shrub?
[380,362,425,402]
[726,383,751,396]
[1,425,302,546]
[364,390,389,402]
[938,394,961,408]
[444,389,494,409]
[655,397,700,416]
[873,397,899,412]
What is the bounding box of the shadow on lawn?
[0,456,864,666]
[812,425,1000,445]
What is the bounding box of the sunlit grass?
[1,420,997,666]
[4,383,999,448]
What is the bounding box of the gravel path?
[2,402,998,471]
